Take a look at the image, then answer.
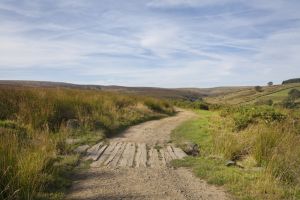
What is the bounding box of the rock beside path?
[182,141,200,156]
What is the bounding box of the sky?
[0,0,300,88]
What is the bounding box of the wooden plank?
[126,143,136,167]
[172,146,187,159]
[119,143,136,167]
[90,142,118,167]
[104,142,123,165]
[87,144,108,161]
[109,143,127,167]
[85,142,103,161]
[159,149,166,166]
[148,147,160,168]
[135,143,142,167]
[162,148,172,164]
[166,145,177,160]
[96,145,108,160]
[87,142,102,154]
[135,143,147,167]
[119,143,131,167]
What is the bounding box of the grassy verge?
[171,110,213,153]
[171,109,300,200]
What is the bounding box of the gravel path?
[66,110,229,200]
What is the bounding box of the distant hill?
[0,80,252,101]
[2,80,299,104]
[0,80,102,90]
[0,80,204,100]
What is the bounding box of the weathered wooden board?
[135,143,147,167]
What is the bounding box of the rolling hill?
[205,83,300,105]
[1,80,299,105]
[0,80,247,100]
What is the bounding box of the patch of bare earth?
[66,110,229,200]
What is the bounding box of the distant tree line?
[282,78,300,84]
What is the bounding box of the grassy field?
[254,86,300,103]
[205,83,300,105]
[0,86,175,200]
[172,109,300,200]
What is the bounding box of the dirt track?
[66,110,229,200]
[110,109,197,146]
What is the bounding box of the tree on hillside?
[254,86,263,92]
[267,81,273,86]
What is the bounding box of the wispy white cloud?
[147,0,234,8]
[0,0,300,87]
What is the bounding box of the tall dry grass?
[0,123,56,200]
[0,86,174,131]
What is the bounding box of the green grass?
[171,110,213,153]
[171,109,300,200]
[172,157,263,200]
[257,86,300,103]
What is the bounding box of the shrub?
[222,106,286,131]
[282,97,297,109]
[288,89,300,100]
[254,86,263,92]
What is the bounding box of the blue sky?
[0,0,300,87]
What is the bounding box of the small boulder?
[182,141,199,156]
[66,119,80,130]
[225,160,236,167]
